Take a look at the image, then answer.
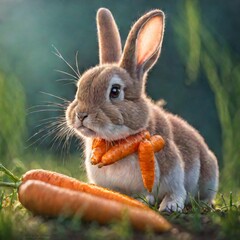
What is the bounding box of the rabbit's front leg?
[158,140,186,212]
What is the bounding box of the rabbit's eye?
[110,84,121,99]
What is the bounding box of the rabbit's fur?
[66,8,219,212]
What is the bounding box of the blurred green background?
[0,0,239,189]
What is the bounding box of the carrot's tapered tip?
[144,130,151,140]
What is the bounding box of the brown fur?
[97,8,122,64]
[120,10,165,80]
[65,8,219,210]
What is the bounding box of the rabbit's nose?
[76,112,88,122]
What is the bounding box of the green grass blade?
[0,164,20,183]
[0,182,19,189]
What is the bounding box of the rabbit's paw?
[146,194,155,206]
[159,196,184,212]
[137,194,155,206]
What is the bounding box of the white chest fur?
[84,138,160,196]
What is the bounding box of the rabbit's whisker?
[27,121,65,142]
[62,82,78,86]
[56,78,78,84]
[26,126,57,149]
[34,119,64,129]
[55,69,78,80]
[36,116,65,124]
[42,101,68,107]
[75,51,81,78]
[52,45,80,78]
[28,109,63,115]
[27,104,64,111]
[50,126,69,151]
[40,91,70,103]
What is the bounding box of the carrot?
[1,165,172,232]
[98,130,151,167]
[92,137,104,149]
[19,180,172,232]
[94,132,164,168]
[22,169,147,209]
[150,135,165,152]
[138,140,155,193]
[90,132,165,192]
[91,138,110,165]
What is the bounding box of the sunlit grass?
[174,0,240,190]
[0,71,26,160]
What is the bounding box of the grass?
[0,155,239,240]
[174,0,240,188]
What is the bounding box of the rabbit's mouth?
[76,126,97,138]
[74,119,145,141]
[93,124,146,142]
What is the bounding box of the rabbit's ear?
[120,10,165,78]
[97,8,122,64]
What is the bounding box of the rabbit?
[65,8,219,212]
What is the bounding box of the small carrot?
[91,138,110,165]
[18,180,172,232]
[90,132,165,192]
[92,137,103,149]
[95,132,164,168]
[150,135,165,152]
[138,140,155,193]
[99,130,151,167]
[22,169,147,209]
